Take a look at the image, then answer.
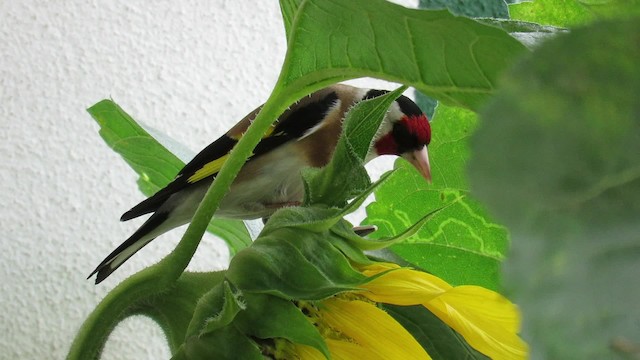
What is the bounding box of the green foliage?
[71,0,638,359]
[278,0,526,111]
[469,18,640,359]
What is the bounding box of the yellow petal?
[425,285,528,360]
[294,343,327,360]
[326,339,379,360]
[321,298,431,360]
[296,339,388,360]
[359,268,452,305]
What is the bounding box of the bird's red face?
[373,96,432,182]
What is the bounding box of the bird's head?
[366,91,432,182]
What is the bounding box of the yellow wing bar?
[187,123,277,183]
[187,154,229,183]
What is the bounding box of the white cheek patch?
[379,101,403,135]
[364,98,403,161]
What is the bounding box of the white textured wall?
[0,0,414,358]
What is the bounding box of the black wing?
[120,90,339,221]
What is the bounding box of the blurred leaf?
[87,100,252,254]
[469,19,640,359]
[384,304,489,360]
[581,0,640,19]
[418,0,509,18]
[365,105,508,290]
[278,0,526,111]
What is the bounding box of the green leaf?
[469,19,640,359]
[89,100,184,192]
[235,294,330,359]
[509,0,640,26]
[508,0,594,26]
[365,105,508,290]
[279,0,304,39]
[87,100,252,254]
[278,0,527,111]
[384,304,489,360]
[303,87,406,207]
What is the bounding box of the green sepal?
[235,293,330,359]
[266,171,395,236]
[173,326,263,360]
[347,204,450,251]
[261,206,343,235]
[203,282,245,335]
[328,221,374,265]
[226,227,366,300]
[384,304,489,360]
[182,280,245,339]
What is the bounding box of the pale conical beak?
[403,146,432,183]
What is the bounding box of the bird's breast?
[216,142,308,219]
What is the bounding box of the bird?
[88,84,432,284]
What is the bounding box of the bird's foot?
[352,225,378,237]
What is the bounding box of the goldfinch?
[89,84,432,284]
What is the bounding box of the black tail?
[120,193,169,221]
[88,212,168,284]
